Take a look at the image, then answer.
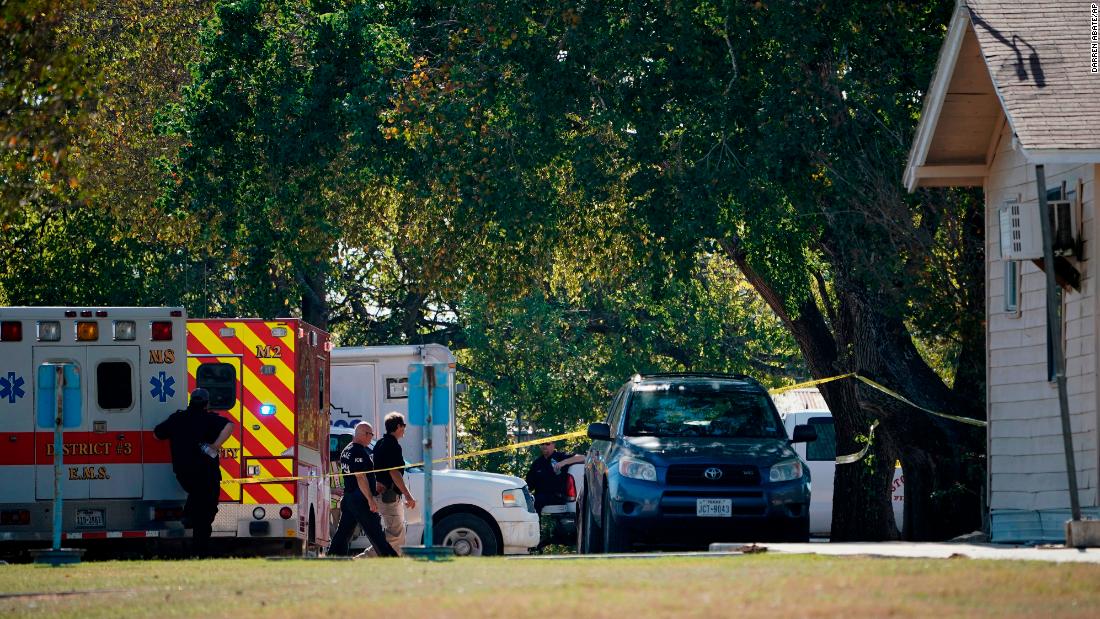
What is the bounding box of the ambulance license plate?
[696,499,732,517]
[75,509,105,528]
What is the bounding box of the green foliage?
[457,250,802,476]
[163,0,411,322]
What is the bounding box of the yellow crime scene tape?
[767,372,986,465]
[225,372,985,485]
[221,428,586,486]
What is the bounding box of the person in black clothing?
[373,412,416,554]
[526,440,584,550]
[328,422,399,557]
[153,388,234,557]
[525,440,585,513]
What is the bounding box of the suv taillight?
[565,473,577,502]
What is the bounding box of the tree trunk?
[721,235,984,541]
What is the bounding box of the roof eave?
[1020,149,1100,165]
[903,2,973,193]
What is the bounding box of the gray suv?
[577,373,817,552]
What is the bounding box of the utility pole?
[1036,164,1082,523]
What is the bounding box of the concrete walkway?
[711,541,1100,564]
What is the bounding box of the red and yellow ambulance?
[186,318,330,553]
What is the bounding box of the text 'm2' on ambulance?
[187,318,330,553]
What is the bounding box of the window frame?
[1004,259,1020,315]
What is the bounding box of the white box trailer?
[328,344,540,555]
[0,307,189,548]
[330,344,456,467]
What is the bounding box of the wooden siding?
[985,120,1098,512]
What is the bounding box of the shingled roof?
[905,1,1100,190]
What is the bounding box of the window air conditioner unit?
[999,201,1042,260]
[998,200,1079,261]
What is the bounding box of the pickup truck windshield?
[624,383,784,439]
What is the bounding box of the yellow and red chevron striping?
[188,321,296,459]
[242,458,295,505]
[187,319,300,505]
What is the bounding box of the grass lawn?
[1,553,1098,618]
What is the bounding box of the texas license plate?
[75,509,105,528]
[696,498,732,517]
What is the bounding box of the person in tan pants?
[372,412,417,554]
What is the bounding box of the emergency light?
[1,321,22,341]
[75,321,99,341]
[36,321,60,342]
[259,403,276,416]
[113,320,136,341]
[151,321,172,341]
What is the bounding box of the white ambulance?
[0,307,189,552]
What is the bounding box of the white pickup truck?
[328,429,539,556]
[328,345,540,556]
[780,407,905,537]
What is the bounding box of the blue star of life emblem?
[0,372,25,404]
[150,371,175,403]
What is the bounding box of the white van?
[775,390,904,538]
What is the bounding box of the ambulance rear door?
[33,346,89,501]
[85,345,142,498]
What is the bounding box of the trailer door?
[33,347,89,501]
[86,345,142,498]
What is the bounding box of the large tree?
[382,0,985,539]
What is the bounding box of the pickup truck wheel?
[601,490,630,553]
[434,513,499,557]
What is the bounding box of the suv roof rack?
[635,372,756,382]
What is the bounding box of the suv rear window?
[624,382,784,439]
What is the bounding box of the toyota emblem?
[703,467,723,480]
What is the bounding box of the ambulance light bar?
[113,320,136,341]
[76,321,99,341]
[1,321,23,341]
[151,321,172,341]
[80,310,93,317]
[37,321,61,341]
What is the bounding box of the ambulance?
[186,318,331,554]
[0,308,331,557]
[0,307,189,551]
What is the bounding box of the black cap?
[189,388,210,407]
